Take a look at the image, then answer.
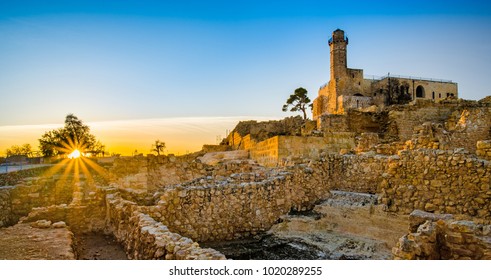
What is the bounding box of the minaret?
[329,29,348,80]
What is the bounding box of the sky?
[1,0,491,156]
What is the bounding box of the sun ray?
[42,158,71,178]
[72,157,80,192]
[80,157,110,179]
[78,157,94,184]
[38,133,111,207]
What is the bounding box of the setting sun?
[68,149,82,159]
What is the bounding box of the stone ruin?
[1,97,491,260]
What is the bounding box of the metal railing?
[319,73,454,90]
[365,74,454,83]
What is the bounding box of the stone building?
[313,29,458,120]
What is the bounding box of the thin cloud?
[0,116,281,156]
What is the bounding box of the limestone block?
[52,221,66,228]
[409,210,453,232]
[448,220,477,234]
[32,219,52,229]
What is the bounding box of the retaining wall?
[393,211,491,259]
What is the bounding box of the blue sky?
[1,1,491,154]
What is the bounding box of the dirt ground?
[0,223,75,260]
[73,233,128,260]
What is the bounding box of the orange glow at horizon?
[0,116,280,157]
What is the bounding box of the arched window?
[416,85,425,98]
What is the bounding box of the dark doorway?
[416,86,425,98]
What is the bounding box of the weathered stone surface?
[393,211,491,260]
[0,223,75,260]
[32,219,52,229]
[52,221,67,228]
[409,210,453,232]
[198,150,249,166]
[105,192,226,260]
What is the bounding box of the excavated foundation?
[73,232,128,260]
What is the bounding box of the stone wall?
[0,165,51,186]
[393,210,491,259]
[21,185,226,260]
[387,100,457,141]
[0,186,13,227]
[0,177,77,227]
[324,132,357,153]
[147,172,295,242]
[445,107,491,153]
[250,136,328,167]
[248,136,279,166]
[477,140,491,160]
[225,116,304,145]
[339,95,373,111]
[379,149,491,219]
[105,191,226,260]
[310,153,387,194]
[115,145,491,245]
[111,154,268,209]
[202,144,231,153]
[9,177,77,220]
[19,186,108,233]
[277,136,327,164]
[318,112,349,132]
[289,149,490,219]
[387,100,491,153]
[318,110,386,136]
[145,165,332,242]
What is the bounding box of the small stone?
[52,221,67,228]
[424,203,436,212]
[32,220,52,229]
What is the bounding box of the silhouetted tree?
[385,79,411,105]
[151,140,166,156]
[282,87,312,120]
[38,114,100,157]
[89,141,106,157]
[5,144,32,157]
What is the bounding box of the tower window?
[432,91,435,99]
[439,93,441,98]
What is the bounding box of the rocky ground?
[0,222,75,260]
[73,233,128,260]
[201,233,389,260]
[0,220,127,260]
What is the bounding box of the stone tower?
[313,28,458,121]
[329,29,348,80]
